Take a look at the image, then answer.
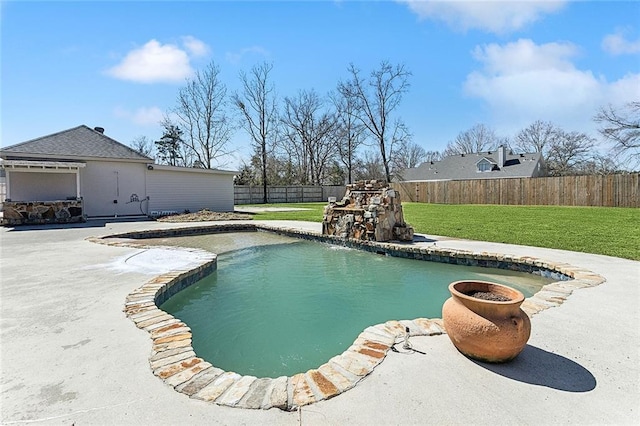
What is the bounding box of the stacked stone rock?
[322,180,414,242]
[2,200,85,225]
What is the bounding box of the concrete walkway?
[1,219,638,425]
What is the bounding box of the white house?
[0,125,236,224]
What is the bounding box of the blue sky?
[2,1,639,168]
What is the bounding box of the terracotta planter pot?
[442,280,531,363]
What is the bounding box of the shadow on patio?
[471,344,597,392]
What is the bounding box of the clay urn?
[442,280,531,363]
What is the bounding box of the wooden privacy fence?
[391,174,639,207]
[234,185,346,205]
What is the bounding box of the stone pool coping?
[88,223,606,411]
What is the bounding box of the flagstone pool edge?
[88,222,605,411]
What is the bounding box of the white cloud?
[114,106,165,126]
[225,46,269,65]
[106,37,210,83]
[464,39,640,135]
[182,35,210,57]
[607,73,640,103]
[602,29,640,55]
[471,38,579,74]
[399,0,566,33]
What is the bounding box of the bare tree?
[232,62,279,203]
[546,130,596,176]
[281,89,338,185]
[392,140,428,172]
[340,61,412,183]
[576,154,621,175]
[130,135,154,158]
[391,140,430,181]
[353,150,386,181]
[424,150,442,163]
[513,121,604,175]
[329,85,366,184]
[594,102,640,165]
[514,120,558,154]
[443,124,500,156]
[171,61,235,169]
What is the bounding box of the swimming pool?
[111,223,600,410]
[152,232,555,377]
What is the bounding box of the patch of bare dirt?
[464,290,511,302]
[156,209,253,222]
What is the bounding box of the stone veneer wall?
[2,200,85,225]
[89,223,606,411]
[322,180,414,242]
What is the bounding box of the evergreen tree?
[155,123,184,166]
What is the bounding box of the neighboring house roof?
[398,149,544,182]
[0,125,152,162]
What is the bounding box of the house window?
[477,161,492,172]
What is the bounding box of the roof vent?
[94,127,105,134]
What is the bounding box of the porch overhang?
[0,159,86,171]
[0,159,86,200]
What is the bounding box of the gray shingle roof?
[398,150,544,181]
[0,125,152,162]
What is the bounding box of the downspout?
[144,164,151,216]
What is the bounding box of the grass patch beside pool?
[248,202,640,261]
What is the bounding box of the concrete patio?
[1,219,638,425]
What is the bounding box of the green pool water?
[158,233,554,378]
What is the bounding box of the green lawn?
[248,202,640,261]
